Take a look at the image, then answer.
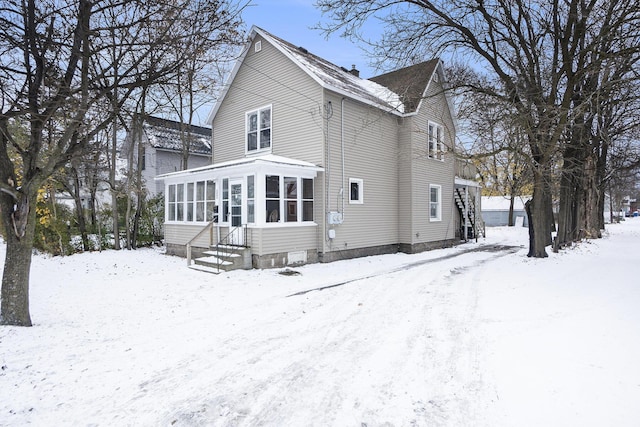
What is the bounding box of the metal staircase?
[454,188,485,240]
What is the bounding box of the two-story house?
[137,116,211,197]
[157,26,482,272]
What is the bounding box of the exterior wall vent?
[255,40,262,53]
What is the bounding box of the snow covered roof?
[481,196,531,211]
[143,116,211,156]
[261,28,404,114]
[208,26,452,123]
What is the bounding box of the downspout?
[340,97,346,219]
[325,101,333,242]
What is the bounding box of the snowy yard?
[1,221,640,426]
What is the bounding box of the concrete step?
[188,264,222,274]
[194,256,233,267]
[202,250,241,258]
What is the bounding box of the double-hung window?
[429,184,442,221]
[428,122,445,160]
[247,105,272,153]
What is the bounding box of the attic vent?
[297,46,308,54]
[255,40,262,53]
[433,72,439,82]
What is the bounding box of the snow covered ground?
[1,220,639,426]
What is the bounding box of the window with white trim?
[284,176,297,222]
[266,175,280,222]
[167,181,217,223]
[302,178,313,221]
[349,178,363,204]
[186,182,195,221]
[428,122,445,160]
[222,178,229,222]
[205,180,216,221]
[430,184,442,221]
[168,184,177,221]
[247,175,255,223]
[246,105,271,153]
[265,175,314,223]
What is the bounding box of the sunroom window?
[266,175,280,222]
[265,175,314,223]
[247,105,271,152]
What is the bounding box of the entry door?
[229,178,244,245]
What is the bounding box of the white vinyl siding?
[212,35,323,165]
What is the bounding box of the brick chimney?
[348,64,360,78]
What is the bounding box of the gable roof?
[207,26,458,129]
[142,116,211,155]
[208,26,410,123]
[369,60,440,113]
[261,28,404,114]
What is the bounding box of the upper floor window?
[428,122,445,160]
[247,105,272,153]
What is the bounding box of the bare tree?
[317,0,640,257]
[0,0,243,326]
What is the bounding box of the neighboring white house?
[156,26,482,271]
[134,116,211,197]
[481,195,530,227]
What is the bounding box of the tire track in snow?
[116,245,521,426]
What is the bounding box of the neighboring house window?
[430,184,442,221]
[428,122,445,160]
[302,178,313,221]
[349,178,363,204]
[266,175,280,222]
[247,175,255,223]
[140,152,145,171]
[247,105,272,153]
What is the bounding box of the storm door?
[229,178,244,245]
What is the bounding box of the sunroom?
[156,154,323,267]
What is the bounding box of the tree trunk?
[528,169,550,258]
[581,153,601,238]
[0,191,37,326]
[71,167,90,251]
[508,194,515,226]
[110,121,120,250]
